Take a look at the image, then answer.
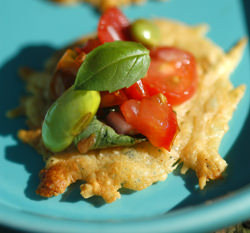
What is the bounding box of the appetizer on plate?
[9,7,246,203]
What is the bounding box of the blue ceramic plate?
[0,0,250,232]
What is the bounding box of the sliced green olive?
[42,86,101,153]
[130,19,161,47]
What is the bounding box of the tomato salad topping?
[43,7,197,153]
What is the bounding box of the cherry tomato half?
[120,94,178,150]
[124,80,150,100]
[98,7,130,43]
[142,47,197,106]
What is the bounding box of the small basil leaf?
[74,118,145,151]
[74,41,150,92]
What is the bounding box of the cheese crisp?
[11,19,246,203]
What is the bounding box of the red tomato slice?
[100,90,128,108]
[98,7,130,43]
[142,47,197,106]
[120,94,178,150]
[50,49,86,99]
[124,80,150,100]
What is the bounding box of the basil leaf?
[74,41,150,92]
[74,118,145,151]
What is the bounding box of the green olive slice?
[42,86,100,153]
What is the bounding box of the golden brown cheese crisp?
[13,19,246,203]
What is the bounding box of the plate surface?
[0,0,250,232]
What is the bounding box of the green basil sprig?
[74,41,150,92]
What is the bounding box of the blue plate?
[0,0,250,232]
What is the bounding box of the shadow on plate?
[242,0,250,52]
[0,44,137,208]
[60,181,106,207]
[168,0,250,212]
[0,45,56,201]
[2,4,250,207]
[170,117,250,212]
[59,181,107,207]
[60,181,136,207]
